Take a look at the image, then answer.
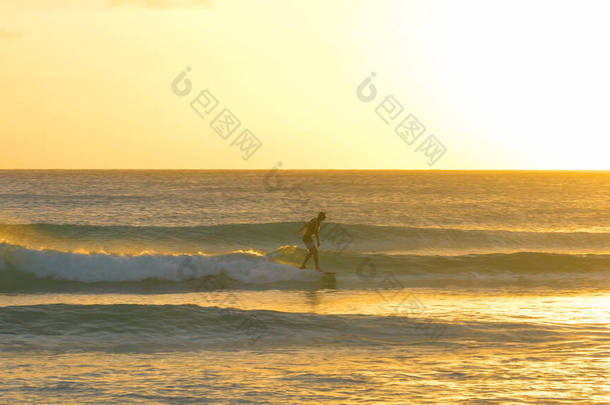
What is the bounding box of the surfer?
[297,211,326,271]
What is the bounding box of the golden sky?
[1,0,609,169]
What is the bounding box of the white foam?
[0,243,320,284]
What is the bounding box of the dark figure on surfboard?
[297,211,326,271]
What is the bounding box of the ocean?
[1,170,609,403]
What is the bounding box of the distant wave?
[1,304,594,353]
[1,242,609,292]
[1,222,609,255]
[0,304,449,352]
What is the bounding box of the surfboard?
[294,266,335,275]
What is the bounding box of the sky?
[1,0,609,170]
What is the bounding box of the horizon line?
[1,168,609,172]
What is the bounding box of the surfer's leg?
[300,240,313,268]
[313,247,321,270]
[300,251,311,269]
[300,237,314,269]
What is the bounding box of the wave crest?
[0,242,318,285]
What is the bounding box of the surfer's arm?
[296,223,307,235]
[315,230,320,246]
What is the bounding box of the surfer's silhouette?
[297,211,326,271]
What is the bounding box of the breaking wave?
[1,241,609,291]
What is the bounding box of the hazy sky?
[1,0,609,169]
